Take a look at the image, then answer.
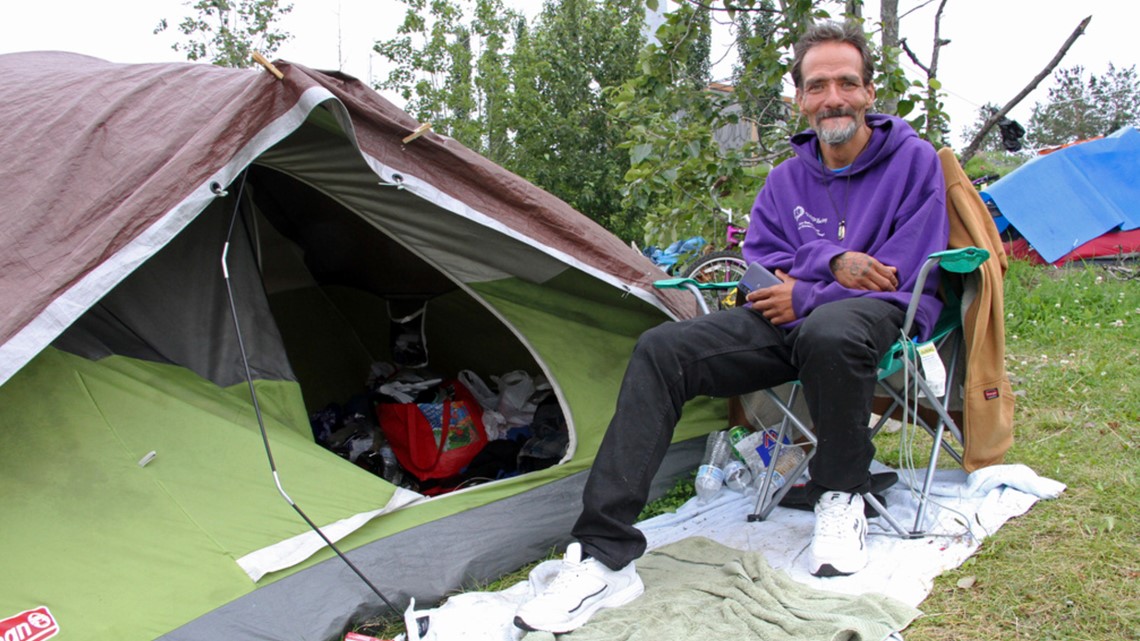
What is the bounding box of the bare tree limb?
[900,37,930,75]
[898,0,940,22]
[960,15,1092,164]
[928,0,948,78]
[896,0,948,144]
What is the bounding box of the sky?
[1,0,1135,147]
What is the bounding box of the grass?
[899,259,1140,641]
[354,259,1139,641]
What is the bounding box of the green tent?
[0,52,722,640]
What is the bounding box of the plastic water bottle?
[730,426,806,489]
[756,446,806,490]
[378,444,404,486]
[724,459,752,492]
[695,430,732,502]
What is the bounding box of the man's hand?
[744,270,798,325]
[830,252,899,291]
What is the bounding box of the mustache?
[818,107,856,119]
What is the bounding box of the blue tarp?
[983,127,1140,264]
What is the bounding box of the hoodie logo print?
[793,206,827,237]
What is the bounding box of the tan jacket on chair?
[938,147,1015,471]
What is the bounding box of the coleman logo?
[0,607,59,641]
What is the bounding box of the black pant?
[571,297,905,570]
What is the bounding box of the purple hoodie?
[742,114,948,341]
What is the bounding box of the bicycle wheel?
[681,250,748,311]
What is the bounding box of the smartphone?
[736,262,781,297]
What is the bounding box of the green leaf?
[631,143,655,165]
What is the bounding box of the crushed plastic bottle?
[724,459,752,492]
[695,430,732,502]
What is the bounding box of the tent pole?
[217,176,401,616]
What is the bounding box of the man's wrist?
[829,252,849,274]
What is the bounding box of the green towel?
[528,537,920,641]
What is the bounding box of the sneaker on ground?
[810,491,869,577]
[513,542,644,633]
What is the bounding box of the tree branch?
[899,38,930,75]
[928,0,948,78]
[680,0,781,13]
[960,15,1092,164]
[898,0,940,22]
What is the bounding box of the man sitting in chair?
[514,19,949,634]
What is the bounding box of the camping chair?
[655,245,988,537]
[656,146,1015,536]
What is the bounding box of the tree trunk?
[879,0,899,114]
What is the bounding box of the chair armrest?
[654,278,740,316]
[653,277,738,292]
[901,246,990,336]
[928,247,990,274]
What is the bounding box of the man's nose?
[821,82,846,104]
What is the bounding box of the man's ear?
[864,83,876,109]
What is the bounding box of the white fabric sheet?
[400,463,1064,640]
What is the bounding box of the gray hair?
[790,21,875,90]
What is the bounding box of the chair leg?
[887,333,965,535]
[862,492,924,539]
[876,380,964,466]
[905,337,963,533]
[747,384,816,522]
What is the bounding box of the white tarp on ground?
[402,463,1064,640]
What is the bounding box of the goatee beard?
[818,118,858,145]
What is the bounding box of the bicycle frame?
[725,222,746,251]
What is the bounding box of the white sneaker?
[513,542,644,633]
[810,491,869,577]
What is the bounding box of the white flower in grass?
[1112,319,1125,328]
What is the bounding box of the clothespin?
[403,123,432,144]
[252,52,284,80]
